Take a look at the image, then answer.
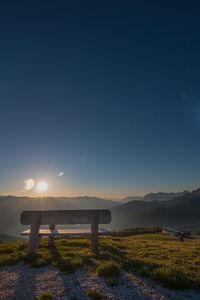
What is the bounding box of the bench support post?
[48,224,55,246]
[28,212,40,255]
[91,211,99,256]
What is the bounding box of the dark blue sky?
[0,1,200,197]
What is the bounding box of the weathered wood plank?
[21,209,111,225]
[28,212,40,255]
[91,211,99,256]
[21,228,112,236]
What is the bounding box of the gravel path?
[0,263,200,300]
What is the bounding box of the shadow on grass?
[0,237,196,290]
[40,238,196,290]
[99,239,194,290]
[49,244,84,273]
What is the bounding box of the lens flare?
[24,178,35,190]
[58,172,64,176]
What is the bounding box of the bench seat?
[21,228,112,236]
[20,209,111,255]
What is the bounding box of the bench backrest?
[20,209,111,225]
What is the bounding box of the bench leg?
[48,224,55,246]
[28,212,40,255]
[37,236,42,248]
[91,212,99,256]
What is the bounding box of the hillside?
[0,234,23,242]
[0,234,200,299]
[111,188,200,230]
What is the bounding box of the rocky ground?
[0,263,200,300]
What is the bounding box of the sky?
[0,1,200,198]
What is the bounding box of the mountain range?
[111,188,200,230]
[0,189,200,237]
[121,191,189,203]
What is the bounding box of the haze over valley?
[1,188,200,238]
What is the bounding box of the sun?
[35,181,48,193]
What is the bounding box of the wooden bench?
[20,209,111,256]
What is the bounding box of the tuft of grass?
[30,257,48,268]
[58,257,83,273]
[86,288,105,300]
[0,252,22,266]
[36,291,53,300]
[152,267,191,289]
[106,276,119,287]
[0,241,28,266]
[97,261,121,279]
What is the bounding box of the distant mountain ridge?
[143,191,189,201]
[111,188,200,231]
[121,190,189,203]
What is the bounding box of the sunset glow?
[35,181,48,193]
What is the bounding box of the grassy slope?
[0,233,200,290]
[0,234,24,241]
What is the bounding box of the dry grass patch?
[86,288,105,300]
[36,291,53,300]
